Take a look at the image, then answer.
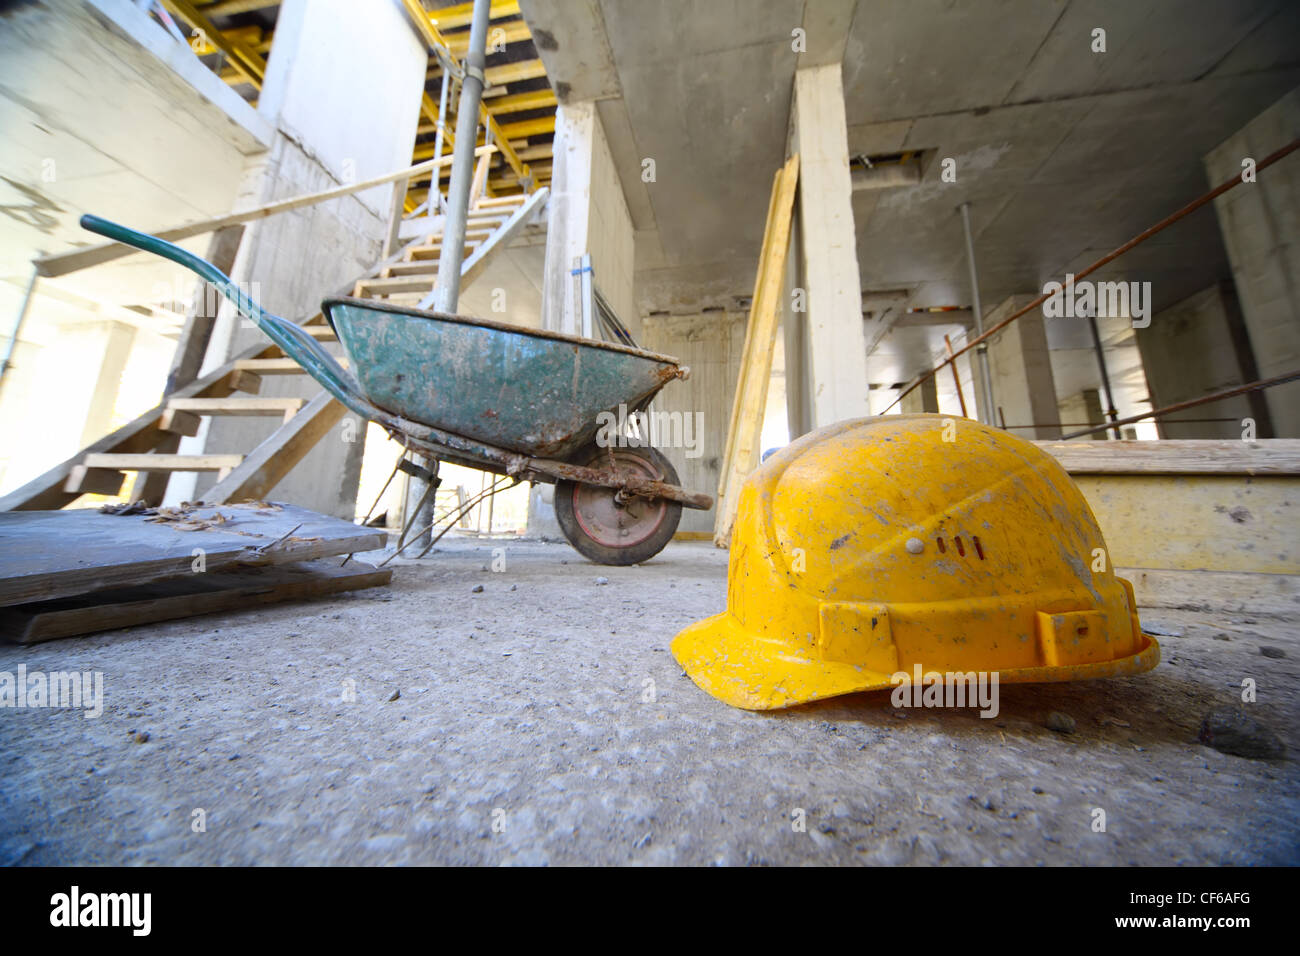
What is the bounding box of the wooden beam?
[160,0,267,88]
[1037,439,1300,475]
[714,155,800,547]
[445,17,531,56]
[0,558,392,645]
[158,408,203,437]
[428,0,520,31]
[484,88,557,116]
[204,393,347,503]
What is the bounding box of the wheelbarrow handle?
[79,214,380,422]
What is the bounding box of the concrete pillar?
[530,100,636,537]
[540,101,636,337]
[1135,282,1266,439]
[78,320,135,447]
[1205,88,1300,437]
[899,375,938,414]
[787,64,869,430]
[971,294,1061,438]
[190,0,426,517]
[1058,388,1107,440]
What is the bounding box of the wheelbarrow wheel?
[555,445,682,566]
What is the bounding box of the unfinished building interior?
[0,0,1297,867]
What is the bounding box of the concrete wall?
[1135,282,1263,439]
[640,310,746,534]
[1205,87,1300,438]
[188,0,426,517]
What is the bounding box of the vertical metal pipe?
[431,67,451,214]
[0,266,39,393]
[1087,312,1120,439]
[432,0,490,315]
[959,202,997,425]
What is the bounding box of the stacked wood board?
[0,502,391,644]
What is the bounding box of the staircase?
[0,187,547,512]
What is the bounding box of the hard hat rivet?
[905,537,924,554]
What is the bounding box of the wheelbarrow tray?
[321,298,684,460]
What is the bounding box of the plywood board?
[0,503,385,607]
[0,559,392,645]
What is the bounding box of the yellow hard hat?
[673,414,1160,710]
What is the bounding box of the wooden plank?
[713,155,800,547]
[158,408,202,437]
[1073,474,1297,575]
[204,393,348,504]
[234,358,314,375]
[1121,567,1300,616]
[81,453,244,474]
[1038,439,1300,475]
[0,503,385,607]
[169,397,304,418]
[62,466,126,498]
[0,558,392,645]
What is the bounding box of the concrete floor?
[1,538,1296,866]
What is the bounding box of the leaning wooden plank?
[203,393,347,504]
[1037,439,1300,475]
[713,155,799,547]
[80,453,244,474]
[0,558,392,645]
[0,503,384,607]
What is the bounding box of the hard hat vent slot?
[936,537,946,553]
[973,536,985,560]
[954,536,966,557]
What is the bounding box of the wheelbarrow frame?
[79,215,712,512]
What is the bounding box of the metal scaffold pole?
[959,202,997,425]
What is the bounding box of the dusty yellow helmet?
[673,415,1160,710]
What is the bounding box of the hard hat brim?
[672,612,1162,711]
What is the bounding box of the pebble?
[387,689,400,702]
[1197,708,1285,760]
[471,584,484,593]
[1259,646,1286,659]
[1032,786,1044,794]
[595,577,609,585]
[1044,711,1076,734]
[132,731,150,744]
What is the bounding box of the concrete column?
[540,101,636,337]
[530,100,636,537]
[1135,282,1266,439]
[1058,388,1107,440]
[78,321,135,447]
[788,64,869,429]
[971,294,1062,438]
[190,0,426,517]
[1205,88,1300,437]
[899,375,938,414]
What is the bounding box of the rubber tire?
[555,445,683,566]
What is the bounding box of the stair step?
[233,358,337,375]
[382,260,446,277]
[353,276,437,296]
[168,397,305,423]
[64,453,246,496]
[406,240,483,262]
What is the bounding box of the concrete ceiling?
[522,0,1300,414]
[0,0,269,322]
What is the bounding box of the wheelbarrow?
[80,215,713,565]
